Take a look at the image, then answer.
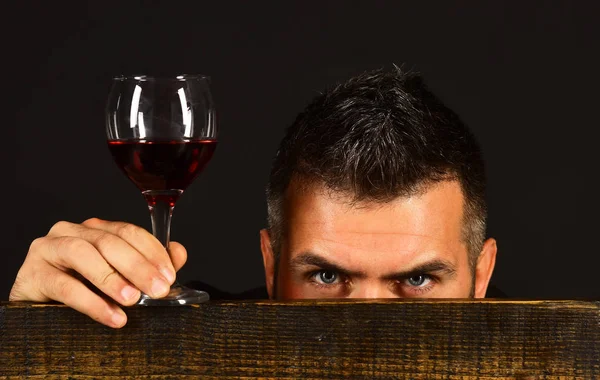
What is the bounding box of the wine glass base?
[136,284,209,306]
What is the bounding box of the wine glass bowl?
[105,75,217,305]
[107,139,217,207]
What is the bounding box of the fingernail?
[121,285,139,302]
[111,309,127,327]
[151,277,170,298]
[160,267,175,284]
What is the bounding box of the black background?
[3,1,599,299]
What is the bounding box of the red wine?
[108,139,217,206]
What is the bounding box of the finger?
[168,241,187,272]
[44,236,141,306]
[39,266,128,328]
[9,238,53,302]
[52,230,171,299]
[47,220,85,237]
[82,218,176,282]
[9,269,50,302]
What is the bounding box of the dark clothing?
[185,281,507,300]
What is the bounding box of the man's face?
[260,180,497,299]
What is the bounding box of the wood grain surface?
[0,300,598,379]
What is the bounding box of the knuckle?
[93,231,118,248]
[51,276,72,301]
[133,257,154,273]
[28,237,48,257]
[116,223,142,241]
[96,267,119,288]
[48,220,74,235]
[55,236,90,254]
[82,217,102,226]
[52,237,93,267]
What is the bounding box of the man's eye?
[406,274,431,287]
[314,270,339,285]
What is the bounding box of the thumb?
[167,241,188,272]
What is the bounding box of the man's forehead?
[279,179,469,277]
[279,179,467,267]
[283,179,466,233]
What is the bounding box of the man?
[9,67,498,328]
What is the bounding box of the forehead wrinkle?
[328,230,437,237]
[303,234,456,270]
[311,229,447,253]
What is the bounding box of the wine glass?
[105,75,217,305]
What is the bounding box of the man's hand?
[9,218,187,328]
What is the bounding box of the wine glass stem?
[149,200,173,251]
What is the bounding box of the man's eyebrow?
[381,259,458,281]
[290,253,457,280]
[290,252,366,277]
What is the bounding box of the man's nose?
[349,284,396,299]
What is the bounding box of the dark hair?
[266,67,486,268]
